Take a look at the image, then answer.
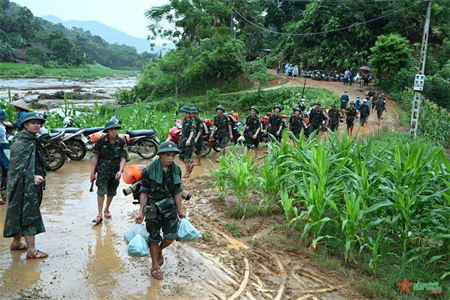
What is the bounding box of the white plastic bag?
[124,223,149,245]
[177,210,201,243]
[127,234,150,257]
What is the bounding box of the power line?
[282,0,407,2]
[232,2,422,36]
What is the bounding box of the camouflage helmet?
[103,120,122,132]
[190,107,199,114]
[293,106,301,112]
[21,112,46,127]
[250,105,259,114]
[273,104,282,111]
[157,141,180,155]
[350,100,355,105]
[316,101,321,106]
[215,105,225,112]
[330,103,337,108]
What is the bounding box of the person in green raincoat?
[3,112,51,259]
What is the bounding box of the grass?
[224,221,241,237]
[0,62,133,78]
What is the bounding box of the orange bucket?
[91,133,129,143]
[122,164,147,184]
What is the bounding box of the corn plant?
[280,190,295,230]
[359,227,387,275]
[208,155,229,198]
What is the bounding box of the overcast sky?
[13,0,166,39]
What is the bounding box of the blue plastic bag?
[177,210,201,243]
[124,223,149,245]
[127,226,150,257]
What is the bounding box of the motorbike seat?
[127,130,157,137]
[84,127,104,135]
[51,128,80,134]
[49,132,63,139]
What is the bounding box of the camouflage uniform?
[93,135,127,197]
[346,108,357,129]
[268,113,284,142]
[179,115,196,162]
[193,116,204,155]
[328,109,340,132]
[288,115,303,139]
[309,108,324,133]
[213,115,231,148]
[3,130,49,238]
[375,99,386,119]
[371,95,378,110]
[244,115,261,148]
[140,160,183,244]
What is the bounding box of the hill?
[41,15,154,54]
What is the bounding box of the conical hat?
[10,99,30,112]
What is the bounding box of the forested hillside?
[136,0,449,109]
[0,0,157,68]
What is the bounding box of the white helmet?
[63,116,74,126]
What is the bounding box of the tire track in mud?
[182,178,366,300]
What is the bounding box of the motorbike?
[50,117,87,161]
[41,131,67,171]
[167,118,213,157]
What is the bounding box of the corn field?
[212,130,450,292]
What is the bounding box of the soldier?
[209,105,233,163]
[340,91,349,110]
[346,101,357,136]
[371,92,379,113]
[327,103,340,132]
[368,87,376,98]
[91,120,127,224]
[375,97,386,126]
[134,141,186,280]
[309,102,324,135]
[179,106,196,178]
[3,112,51,259]
[287,106,303,141]
[264,104,283,154]
[190,107,203,166]
[241,106,261,159]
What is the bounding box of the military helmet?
[103,120,122,132]
[293,106,301,112]
[350,101,355,105]
[190,107,199,114]
[316,101,321,106]
[179,106,191,113]
[273,105,282,111]
[157,141,180,155]
[330,103,336,108]
[215,105,225,112]
[250,105,259,114]
[21,112,46,127]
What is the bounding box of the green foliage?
[250,58,272,92]
[25,46,47,65]
[224,221,241,238]
[368,33,413,78]
[114,90,135,105]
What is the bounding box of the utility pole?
[409,0,433,139]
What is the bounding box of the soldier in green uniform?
[179,106,196,178]
[264,104,284,154]
[287,106,303,143]
[371,92,379,113]
[309,102,324,135]
[134,141,186,280]
[375,97,386,126]
[3,112,51,259]
[241,106,261,159]
[368,87,375,98]
[346,101,358,136]
[91,120,127,224]
[209,105,233,163]
[190,107,203,166]
[327,103,340,132]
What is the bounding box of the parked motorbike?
[42,131,66,171]
[50,118,87,161]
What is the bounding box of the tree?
[0,41,13,62]
[45,31,77,64]
[250,58,272,92]
[368,33,413,78]
[25,46,47,65]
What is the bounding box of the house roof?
[10,51,27,60]
[20,43,55,55]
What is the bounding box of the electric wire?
[232,1,422,36]
[282,0,407,2]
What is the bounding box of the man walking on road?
[179,106,196,178]
[340,91,349,110]
[210,105,233,163]
[346,101,357,136]
[310,102,324,135]
[327,103,340,132]
[359,99,370,126]
[375,97,386,126]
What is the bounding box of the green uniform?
[244,115,261,148]
[288,115,303,139]
[3,131,50,238]
[375,99,386,119]
[93,135,127,197]
[268,113,284,142]
[371,96,378,110]
[328,109,340,132]
[179,116,196,162]
[213,114,231,148]
[193,116,203,155]
[140,158,183,244]
[310,108,324,133]
[346,108,357,129]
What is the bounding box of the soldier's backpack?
[199,119,209,135]
[226,113,238,128]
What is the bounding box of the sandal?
[92,215,103,224]
[26,250,49,260]
[104,211,112,219]
[151,267,163,280]
[10,243,27,251]
[157,255,164,266]
[0,198,5,205]
[215,158,220,163]
[182,174,190,178]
